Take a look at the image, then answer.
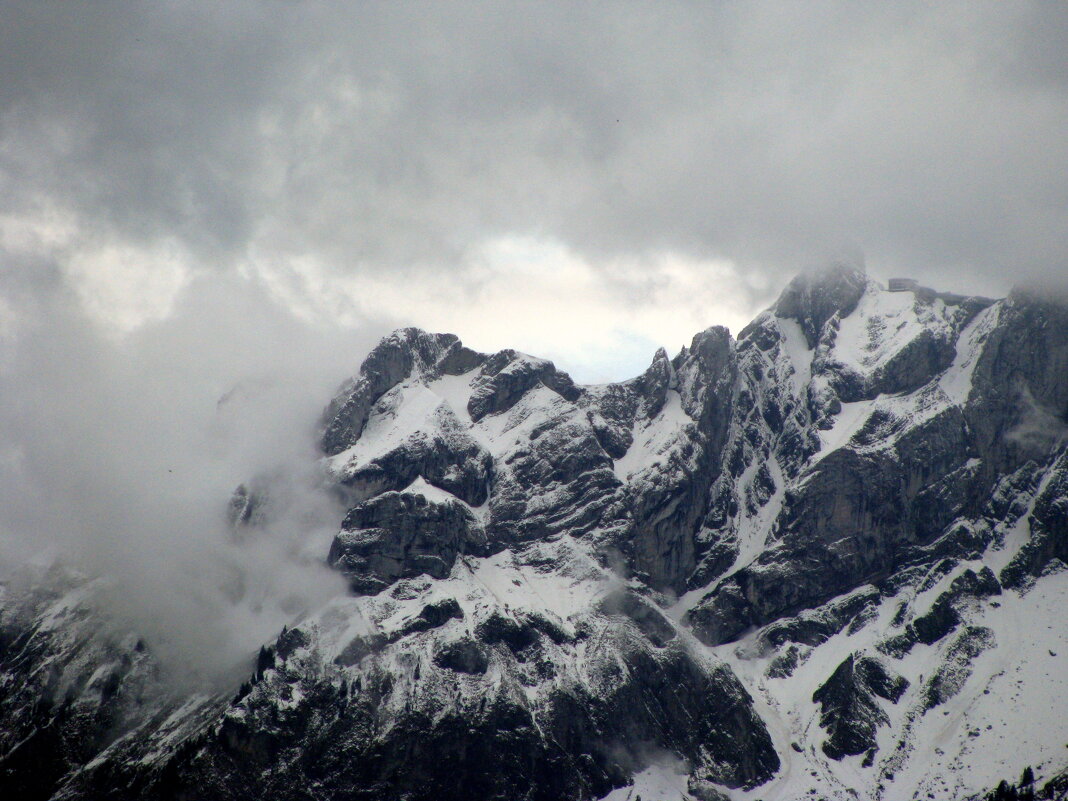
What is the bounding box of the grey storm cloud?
[2,1,1067,295]
[0,264,375,685]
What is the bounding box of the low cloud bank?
[0,269,378,685]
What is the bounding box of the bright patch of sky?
[65,240,192,334]
[246,234,761,383]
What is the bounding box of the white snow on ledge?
[776,316,812,396]
[402,476,462,505]
[815,398,875,458]
[939,303,1000,405]
[326,382,446,472]
[613,390,692,482]
[597,763,693,801]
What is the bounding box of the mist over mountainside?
[2,264,1068,801]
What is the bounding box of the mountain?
[3,265,1068,801]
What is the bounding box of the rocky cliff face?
[3,266,1067,801]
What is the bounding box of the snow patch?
[816,399,876,458]
[939,303,1000,405]
[614,390,692,482]
[777,316,812,396]
[427,370,478,420]
[598,763,693,801]
[326,383,446,471]
[832,286,940,376]
[403,476,463,506]
[467,544,609,621]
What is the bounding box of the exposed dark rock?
[485,407,628,548]
[335,403,494,507]
[321,329,468,456]
[687,778,732,801]
[912,599,962,646]
[967,291,1068,474]
[773,264,868,349]
[399,598,464,636]
[474,610,541,652]
[467,350,580,422]
[626,326,736,593]
[597,590,676,648]
[876,567,1000,658]
[8,268,1068,801]
[329,491,486,594]
[923,626,996,709]
[334,633,387,667]
[908,503,990,561]
[872,327,957,396]
[690,446,908,645]
[688,583,755,647]
[433,636,489,674]
[875,631,916,660]
[766,644,808,679]
[438,342,486,376]
[911,568,1001,653]
[275,625,311,659]
[813,653,908,760]
[634,346,674,418]
[0,567,225,801]
[65,619,778,801]
[756,586,881,651]
[1001,458,1068,588]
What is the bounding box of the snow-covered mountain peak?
[770,262,869,349]
[4,271,1068,801]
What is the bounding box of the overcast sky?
[3,1,1067,381]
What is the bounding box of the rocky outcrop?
[877,566,1002,658]
[967,290,1068,474]
[1000,454,1068,588]
[321,328,486,457]
[813,653,908,760]
[328,490,486,593]
[629,328,737,592]
[467,350,580,422]
[483,398,628,548]
[331,396,494,507]
[685,272,1047,648]
[922,625,996,710]
[56,581,779,801]
[773,263,868,349]
[755,585,881,651]
[871,327,958,396]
